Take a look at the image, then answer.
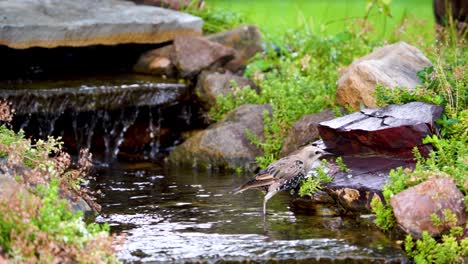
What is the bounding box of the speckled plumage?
[234,145,331,216]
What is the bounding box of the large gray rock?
[0,0,202,49]
[280,110,334,157]
[318,102,443,158]
[207,25,263,72]
[391,177,467,237]
[168,104,271,171]
[195,70,256,110]
[336,42,432,110]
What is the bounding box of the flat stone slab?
[318,102,443,158]
[0,0,202,49]
[0,75,187,114]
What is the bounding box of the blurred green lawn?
[208,0,435,41]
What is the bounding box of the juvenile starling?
[234,145,332,216]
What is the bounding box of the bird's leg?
[262,190,278,216]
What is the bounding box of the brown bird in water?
[234,145,332,216]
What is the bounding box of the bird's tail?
[231,179,274,194]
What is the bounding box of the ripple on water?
[91,163,407,263]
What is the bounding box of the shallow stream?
[91,161,406,263]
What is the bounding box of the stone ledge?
[0,0,203,49]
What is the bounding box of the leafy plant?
[184,2,245,34]
[211,29,374,168]
[405,231,468,264]
[0,179,118,263]
[299,160,333,197]
[335,156,349,172]
[0,112,115,262]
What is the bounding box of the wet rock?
[195,70,256,110]
[0,76,187,114]
[0,0,202,49]
[207,25,263,72]
[133,46,176,77]
[173,35,236,78]
[318,102,443,158]
[168,104,271,171]
[336,42,432,110]
[390,177,467,237]
[280,110,334,157]
[294,155,415,214]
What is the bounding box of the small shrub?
[211,29,375,168]
[0,179,118,263]
[299,160,333,197]
[405,231,468,264]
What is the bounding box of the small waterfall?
[111,108,140,159]
[148,107,162,159]
[100,108,140,161]
[0,74,208,163]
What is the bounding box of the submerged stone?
[0,0,202,49]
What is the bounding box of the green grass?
[208,0,434,41]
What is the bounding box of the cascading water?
[0,74,203,162]
[148,107,162,160]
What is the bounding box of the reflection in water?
[90,162,406,263]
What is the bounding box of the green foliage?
[421,135,467,194]
[299,160,333,197]
[185,3,244,34]
[211,29,374,168]
[0,123,116,262]
[0,179,116,263]
[245,110,282,168]
[371,136,467,261]
[365,0,393,19]
[371,197,395,231]
[405,232,468,264]
[335,156,349,172]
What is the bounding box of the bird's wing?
[255,156,305,181]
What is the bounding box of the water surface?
[91,162,406,263]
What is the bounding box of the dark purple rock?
[293,154,415,214]
[318,102,443,158]
[324,156,415,213]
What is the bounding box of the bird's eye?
[315,151,321,155]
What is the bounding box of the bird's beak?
[321,150,335,157]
